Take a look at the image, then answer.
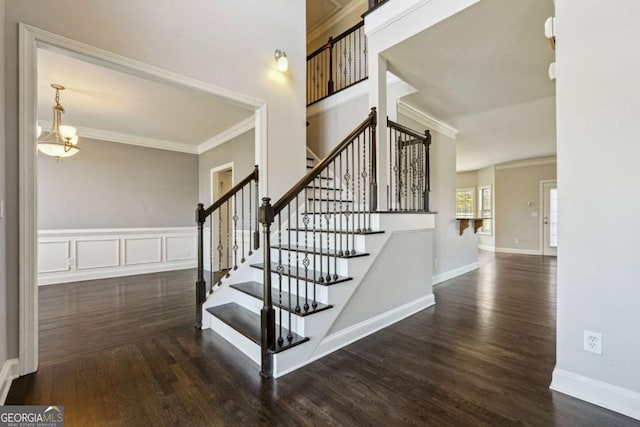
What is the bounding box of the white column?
[368,50,388,210]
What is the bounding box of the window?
[456,188,475,218]
[478,185,492,235]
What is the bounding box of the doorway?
[541,180,558,256]
[210,164,234,273]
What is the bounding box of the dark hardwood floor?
[8,253,639,426]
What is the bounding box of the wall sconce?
[548,62,557,81]
[544,16,556,50]
[274,49,288,72]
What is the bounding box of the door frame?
[18,24,268,376]
[210,162,235,204]
[539,179,558,256]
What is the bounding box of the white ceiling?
[383,0,556,171]
[37,48,254,152]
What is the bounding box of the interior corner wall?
[554,0,640,412]
[307,2,368,53]
[4,0,306,361]
[307,95,368,158]
[37,138,198,230]
[0,0,8,366]
[456,171,477,189]
[398,113,478,279]
[476,165,495,249]
[198,129,255,204]
[495,163,556,252]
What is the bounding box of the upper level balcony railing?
[307,20,367,106]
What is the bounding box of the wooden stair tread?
[250,263,352,285]
[271,245,369,259]
[207,303,309,353]
[230,281,332,316]
[306,157,315,161]
[306,185,342,191]
[288,228,385,235]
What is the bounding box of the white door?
[542,181,558,256]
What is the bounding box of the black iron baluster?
[356,134,362,233]
[350,140,356,254]
[209,214,213,293]
[254,177,260,250]
[196,203,206,329]
[343,147,351,256]
[303,188,310,312]
[233,194,239,269]
[249,182,253,255]
[226,201,231,278]
[217,207,223,286]
[333,159,338,280]
[325,165,331,283]
[312,177,317,309]
[296,196,305,314]
[338,152,344,257]
[277,214,284,346]
[241,187,245,263]
[318,169,325,284]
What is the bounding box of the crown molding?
[308,0,367,45]
[38,120,199,154]
[197,116,255,155]
[495,156,557,170]
[397,100,458,139]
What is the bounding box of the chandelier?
[37,84,80,159]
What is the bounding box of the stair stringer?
[272,213,436,377]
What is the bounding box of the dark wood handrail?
[272,108,377,215]
[387,119,429,143]
[307,20,365,60]
[203,165,259,218]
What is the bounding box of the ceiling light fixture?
[37,84,80,159]
[275,49,288,72]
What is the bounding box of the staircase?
[196,108,436,378]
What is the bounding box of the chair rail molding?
[18,23,268,376]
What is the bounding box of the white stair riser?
[268,250,350,276]
[289,231,368,252]
[207,313,260,365]
[305,199,354,213]
[250,269,330,303]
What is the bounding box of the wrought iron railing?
[307,21,367,106]
[387,119,431,211]
[368,0,390,11]
[258,108,377,377]
[195,166,259,328]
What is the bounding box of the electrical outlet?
[67,258,75,267]
[434,258,438,268]
[584,330,602,354]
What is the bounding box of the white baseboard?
[38,260,196,285]
[433,262,480,286]
[494,247,541,256]
[0,358,20,404]
[275,294,436,378]
[478,244,495,252]
[551,369,640,421]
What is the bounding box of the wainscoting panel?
[124,237,162,266]
[38,240,70,273]
[38,228,197,285]
[75,239,120,270]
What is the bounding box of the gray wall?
[38,138,198,229]
[198,130,255,205]
[456,171,477,189]
[555,0,640,396]
[4,0,306,360]
[0,0,8,368]
[399,114,479,279]
[495,163,556,251]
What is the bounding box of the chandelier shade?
[37,84,80,159]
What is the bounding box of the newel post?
[195,203,206,329]
[423,130,432,211]
[259,197,276,378]
[327,36,335,96]
[369,107,378,212]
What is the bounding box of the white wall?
[456,171,477,189]
[38,138,198,229]
[0,0,8,371]
[4,0,306,360]
[399,114,479,283]
[552,0,640,419]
